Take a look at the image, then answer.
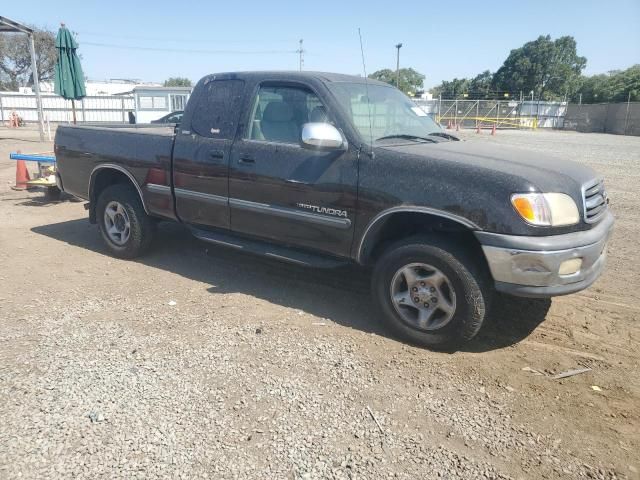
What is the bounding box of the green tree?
[576,73,609,103]
[163,77,192,87]
[576,65,640,103]
[469,71,494,97]
[369,68,425,94]
[0,28,57,91]
[429,77,471,98]
[492,35,586,100]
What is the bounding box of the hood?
[379,140,598,193]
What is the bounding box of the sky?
[4,0,640,89]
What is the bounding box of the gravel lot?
[1,126,639,479]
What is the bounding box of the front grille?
[583,179,608,223]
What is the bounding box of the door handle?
[209,150,224,159]
[238,154,255,164]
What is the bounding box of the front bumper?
[475,212,614,298]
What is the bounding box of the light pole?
[395,43,403,89]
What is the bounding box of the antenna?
[358,28,374,157]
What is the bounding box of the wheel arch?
[88,164,148,223]
[356,208,482,265]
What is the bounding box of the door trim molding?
[174,187,228,206]
[230,198,352,230]
[151,184,351,230]
[146,183,171,195]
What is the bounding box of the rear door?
[228,83,358,257]
[172,79,244,228]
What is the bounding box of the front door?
[228,83,358,257]
[172,79,244,228]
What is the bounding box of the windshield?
[328,82,441,142]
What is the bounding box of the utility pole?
[395,43,403,89]
[297,39,304,71]
[28,33,45,141]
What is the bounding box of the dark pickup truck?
[55,71,614,348]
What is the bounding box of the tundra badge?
[296,203,348,218]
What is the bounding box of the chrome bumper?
[475,212,614,298]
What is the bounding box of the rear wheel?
[96,184,154,258]
[372,235,491,349]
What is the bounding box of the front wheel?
[372,235,491,349]
[96,183,155,258]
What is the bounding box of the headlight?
[511,193,580,226]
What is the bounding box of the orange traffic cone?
[491,124,497,136]
[13,159,31,190]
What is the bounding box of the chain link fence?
[413,99,567,129]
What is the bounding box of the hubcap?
[103,201,131,246]
[389,263,456,331]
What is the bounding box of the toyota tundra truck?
[54,71,614,348]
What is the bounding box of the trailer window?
[138,95,167,110]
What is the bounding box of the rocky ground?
[0,126,638,479]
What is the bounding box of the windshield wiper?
[375,134,437,143]
[427,132,460,141]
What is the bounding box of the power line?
[76,30,294,45]
[81,41,298,55]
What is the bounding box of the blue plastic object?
[9,153,56,164]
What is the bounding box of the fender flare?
[88,164,149,216]
[356,206,480,264]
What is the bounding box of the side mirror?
[301,122,345,150]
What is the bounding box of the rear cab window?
[189,79,245,139]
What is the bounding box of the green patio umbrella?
[54,23,86,124]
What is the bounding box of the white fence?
[0,93,135,123]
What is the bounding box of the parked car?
[150,111,183,124]
[54,71,613,348]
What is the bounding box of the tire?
[96,183,155,259]
[372,235,492,349]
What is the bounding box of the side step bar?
[189,227,349,269]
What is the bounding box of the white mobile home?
[119,86,192,124]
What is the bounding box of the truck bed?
[55,123,175,207]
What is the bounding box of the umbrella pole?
[72,100,77,125]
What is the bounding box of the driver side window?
[246,85,328,144]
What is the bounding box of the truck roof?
[200,71,390,87]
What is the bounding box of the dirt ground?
[0,125,638,479]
